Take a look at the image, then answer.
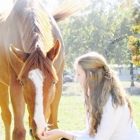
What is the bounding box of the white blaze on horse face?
[28,68,46,135]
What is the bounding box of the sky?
[0,0,58,13]
[0,0,13,12]
[0,0,118,13]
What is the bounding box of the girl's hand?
[39,129,63,140]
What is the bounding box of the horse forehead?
[28,68,44,82]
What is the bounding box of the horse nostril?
[29,129,34,138]
[29,129,40,140]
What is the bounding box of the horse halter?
[20,80,24,86]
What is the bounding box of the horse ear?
[46,40,60,61]
[10,44,30,62]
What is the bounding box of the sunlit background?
[0,0,120,13]
[0,0,140,139]
[0,0,59,13]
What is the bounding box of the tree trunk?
[130,63,135,87]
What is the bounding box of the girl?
[39,52,140,140]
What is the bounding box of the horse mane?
[10,0,57,81]
[18,48,58,82]
[12,0,54,52]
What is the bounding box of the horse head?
[10,40,60,139]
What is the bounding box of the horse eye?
[52,81,56,86]
[20,80,24,86]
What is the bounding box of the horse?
[0,0,83,139]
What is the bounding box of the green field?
[0,82,140,139]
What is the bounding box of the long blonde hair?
[74,52,133,137]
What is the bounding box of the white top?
[70,95,140,140]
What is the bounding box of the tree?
[128,1,140,66]
[59,0,132,69]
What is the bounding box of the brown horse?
[0,0,83,140]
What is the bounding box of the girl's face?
[75,64,86,89]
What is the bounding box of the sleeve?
[76,96,123,140]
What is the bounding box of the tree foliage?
[128,0,140,66]
[57,0,132,69]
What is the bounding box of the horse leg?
[0,82,12,140]
[9,69,26,140]
[48,71,63,129]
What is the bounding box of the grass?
[0,81,140,139]
[131,96,140,131]
[58,96,85,131]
